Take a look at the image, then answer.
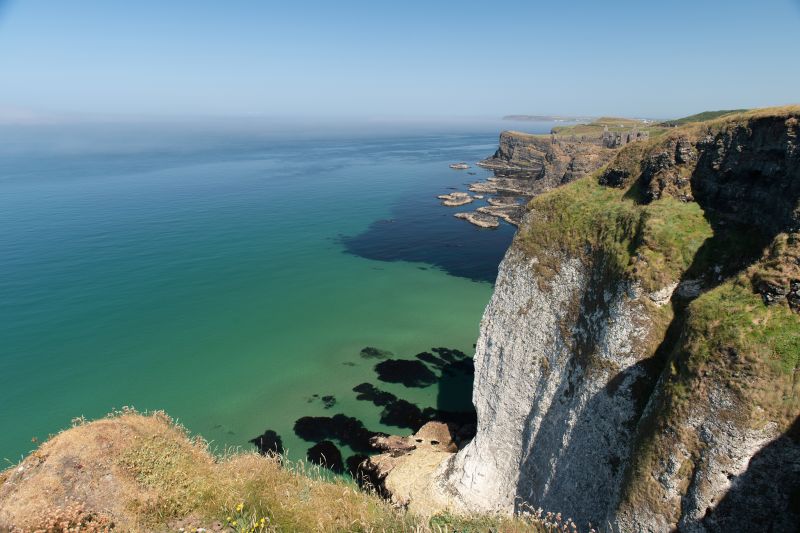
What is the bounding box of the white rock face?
[435,245,655,527]
[429,240,795,532]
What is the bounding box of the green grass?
[686,280,800,377]
[549,116,665,140]
[520,173,713,293]
[659,109,748,127]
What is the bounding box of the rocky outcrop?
[442,130,619,230]
[477,130,618,193]
[383,109,800,532]
[454,212,499,228]
[437,191,474,207]
[477,203,526,227]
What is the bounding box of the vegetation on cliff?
[658,109,748,127]
[550,116,661,139]
[518,106,799,528]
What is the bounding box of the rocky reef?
[454,211,499,228]
[445,127,621,229]
[375,108,800,532]
[437,191,474,207]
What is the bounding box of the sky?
[0,0,798,121]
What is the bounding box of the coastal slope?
[390,107,800,532]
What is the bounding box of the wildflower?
[236,502,245,512]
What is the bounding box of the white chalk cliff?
[377,110,800,532]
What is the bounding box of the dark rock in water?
[346,454,369,480]
[250,429,284,456]
[353,382,436,431]
[432,347,467,363]
[307,440,344,473]
[353,383,397,406]
[360,346,393,359]
[415,351,447,369]
[381,398,435,430]
[374,359,437,388]
[293,414,384,453]
[321,395,336,409]
[441,358,474,377]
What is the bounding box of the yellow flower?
[232,520,238,526]
[236,502,244,512]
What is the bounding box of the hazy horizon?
[1,0,798,121]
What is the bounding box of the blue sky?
[0,0,798,120]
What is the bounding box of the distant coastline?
[502,114,594,122]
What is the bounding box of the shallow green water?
[0,122,548,463]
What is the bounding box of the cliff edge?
[383,107,800,532]
[476,130,618,196]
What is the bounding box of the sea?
[0,117,554,466]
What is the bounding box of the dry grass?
[0,409,416,532]
[0,411,562,532]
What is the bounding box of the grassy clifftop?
[520,106,800,385]
[518,106,800,527]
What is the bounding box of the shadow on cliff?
[512,252,661,528]
[701,415,800,532]
[512,120,800,527]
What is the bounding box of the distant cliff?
[381,107,800,532]
[477,131,618,195]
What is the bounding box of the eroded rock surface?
[397,111,800,532]
[454,212,499,228]
[437,191,474,207]
[478,130,618,193]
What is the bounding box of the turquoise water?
[0,121,549,464]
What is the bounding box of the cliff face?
[477,131,618,195]
[437,246,655,524]
[432,109,800,531]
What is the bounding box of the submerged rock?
[353,382,397,406]
[293,414,383,453]
[307,440,344,473]
[360,346,393,359]
[374,359,437,388]
[250,429,285,456]
[321,395,336,409]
